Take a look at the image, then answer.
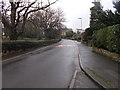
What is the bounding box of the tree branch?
[26,0,58,17]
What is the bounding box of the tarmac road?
[3,39,79,88]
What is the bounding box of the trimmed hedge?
[2,40,60,53]
[92,24,120,54]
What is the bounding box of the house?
[76,29,84,34]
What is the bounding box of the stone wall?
[93,47,120,63]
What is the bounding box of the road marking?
[69,70,77,89]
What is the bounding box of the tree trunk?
[9,2,18,40]
[9,35,18,40]
[9,28,18,40]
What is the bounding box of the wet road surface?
[3,39,79,88]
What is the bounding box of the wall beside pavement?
[92,47,120,63]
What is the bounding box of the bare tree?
[1,0,58,40]
[29,8,65,39]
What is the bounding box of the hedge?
[2,39,60,53]
[92,24,120,54]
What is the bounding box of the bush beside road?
[92,24,120,54]
[81,24,120,63]
[2,39,60,60]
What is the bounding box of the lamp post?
[78,18,82,30]
[78,18,83,43]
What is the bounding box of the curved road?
[3,39,80,88]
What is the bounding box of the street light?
[78,18,82,30]
[78,18,83,43]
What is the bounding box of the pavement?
[73,42,120,89]
[73,70,102,89]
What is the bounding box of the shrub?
[2,40,60,53]
[107,25,120,53]
[92,24,120,54]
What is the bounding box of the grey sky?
[52,0,115,30]
[0,0,116,30]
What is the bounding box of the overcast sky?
[52,0,115,30]
[0,0,116,30]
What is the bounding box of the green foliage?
[86,1,120,47]
[92,24,120,53]
[107,25,120,53]
[90,2,105,31]
[73,35,81,40]
[83,28,93,42]
[113,1,120,14]
[44,29,61,39]
[88,1,120,44]
[98,10,120,27]
[92,28,108,49]
[65,31,74,38]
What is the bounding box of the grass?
[2,37,41,42]
[89,69,115,87]
[2,36,59,42]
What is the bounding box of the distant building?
[76,29,84,34]
[61,28,73,36]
